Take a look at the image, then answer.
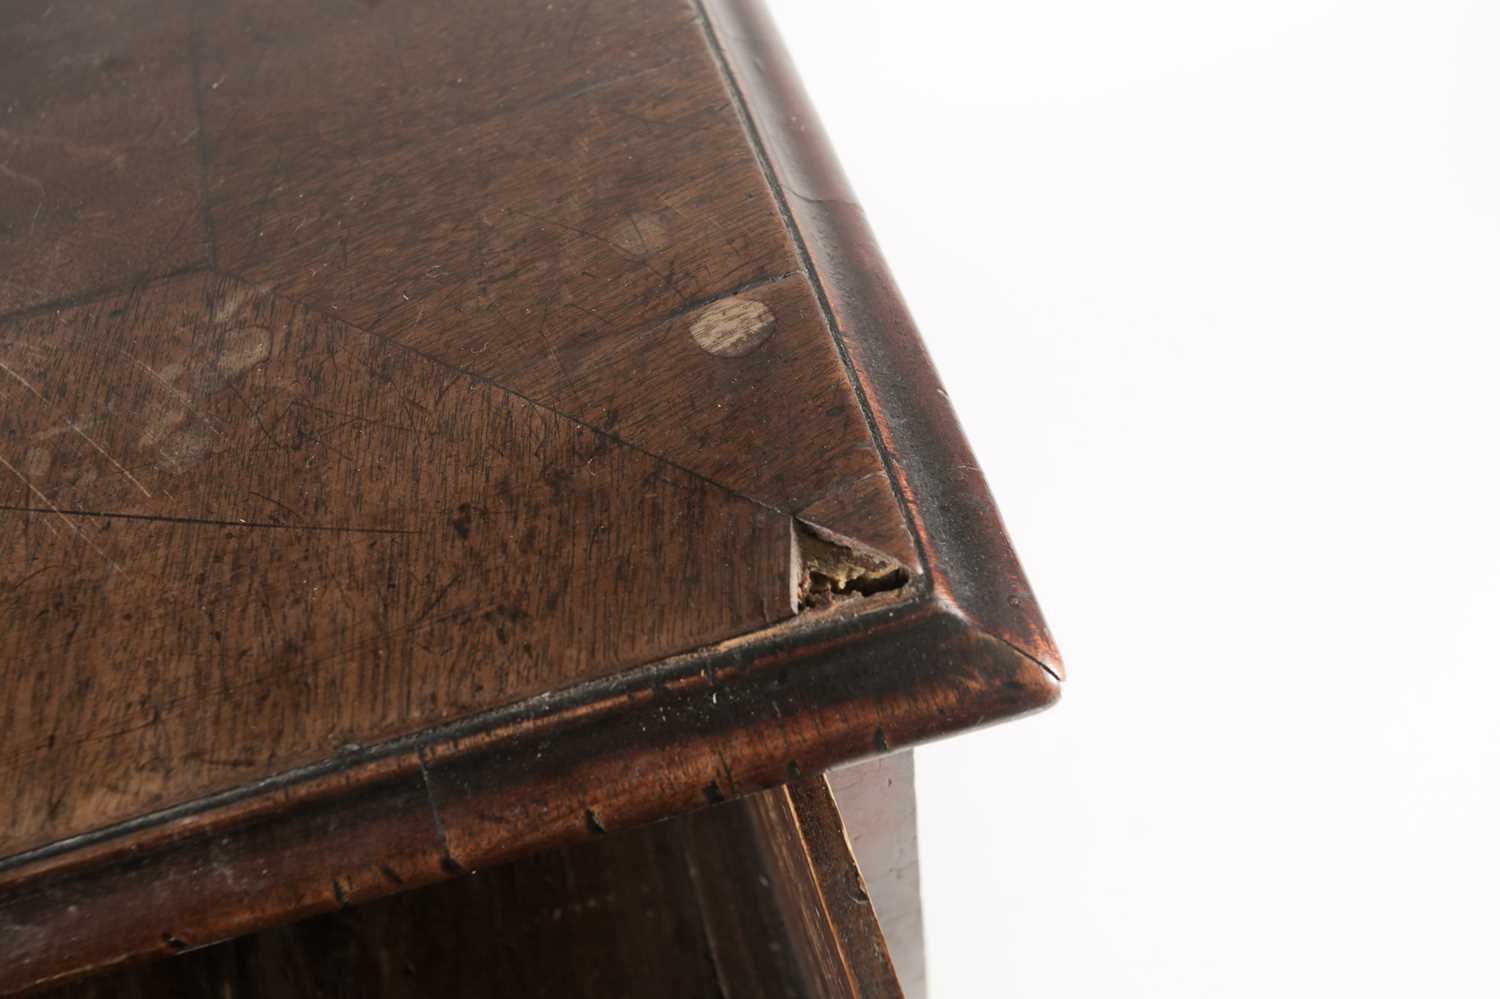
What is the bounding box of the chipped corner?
[789,518,910,615]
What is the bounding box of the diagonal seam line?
[187,4,218,271]
[213,266,799,520]
[2,267,800,522]
[0,504,419,535]
[0,43,701,328]
[690,1,934,588]
[1002,634,1065,684]
[0,265,213,327]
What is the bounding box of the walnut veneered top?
[0,0,1060,991]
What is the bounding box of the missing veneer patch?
[792,520,909,613]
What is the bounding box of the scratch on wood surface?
[65,419,153,498]
[0,162,45,234]
[115,348,228,441]
[0,454,120,571]
[0,358,40,398]
[1,358,154,497]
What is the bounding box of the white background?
[766,2,1500,996]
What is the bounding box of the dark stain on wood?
[38,780,901,999]
[0,0,1062,990]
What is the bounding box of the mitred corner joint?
[699,0,1064,686]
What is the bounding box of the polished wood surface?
[0,0,1062,991]
[40,779,901,999]
[0,269,796,854]
[0,0,905,862]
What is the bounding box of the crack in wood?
[791,520,908,613]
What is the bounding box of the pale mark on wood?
[1,357,153,497]
[216,325,272,378]
[689,296,775,357]
[212,287,250,324]
[609,212,671,257]
[116,350,227,441]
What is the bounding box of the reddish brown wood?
[700,0,1062,677]
[38,779,902,999]
[0,0,1062,992]
[0,272,795,859]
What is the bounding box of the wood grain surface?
[0,0,908,858]
[0,0,208,313]
[39,779,902,999]
[0,271,792,857]
[0,0,1062,990]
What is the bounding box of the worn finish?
[687,778,903,999]
[700,0,1062,677]
[40,779,902,999]
[2,598,1053,994]
[0,271,790,856]
[0,0,208,313]
[0,0,1062,991]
